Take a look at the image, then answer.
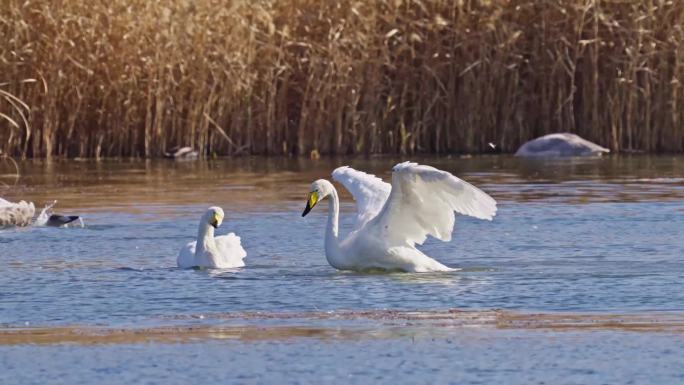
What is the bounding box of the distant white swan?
[515,133,609,157]
[177,206,247,269]
[301,162,497,273]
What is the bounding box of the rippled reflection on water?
[0,155,683,384]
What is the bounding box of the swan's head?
[302,179,334,217]
[203,206,225,228]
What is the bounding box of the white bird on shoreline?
[177,207,247,269]
[301,162,497,273]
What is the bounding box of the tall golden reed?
[1,0,683,158]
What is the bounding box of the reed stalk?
[1,0,683,158]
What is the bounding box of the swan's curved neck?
[196,222,217,256]
[326,187,340,240]
[324,187,342,266]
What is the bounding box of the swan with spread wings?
[301,162,497,272]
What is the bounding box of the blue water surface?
[0,155,683,384]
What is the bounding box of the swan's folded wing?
[332,166,391,228]
[368,162,497,246]
[215,233,247,267]
[177,241,197,268]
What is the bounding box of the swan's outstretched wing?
[367,162,497,247]
[332,166,391,228]
[177,241,197,268]
[214,233,247,267]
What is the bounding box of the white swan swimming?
[301,162,497,273]
[515,133,609,157]
[177,206,247,269]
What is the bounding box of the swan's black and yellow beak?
[302,191,318,217]
[210,212,221,228]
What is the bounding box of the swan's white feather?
[177,241,197,268]
[177,233,246,269]
[368,162,496,246]
[214,233,247,267]
[332,166,390,228]
[321,162,497,272]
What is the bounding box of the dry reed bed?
[1,0,683,158]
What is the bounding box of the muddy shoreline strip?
[2,309,684,345]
